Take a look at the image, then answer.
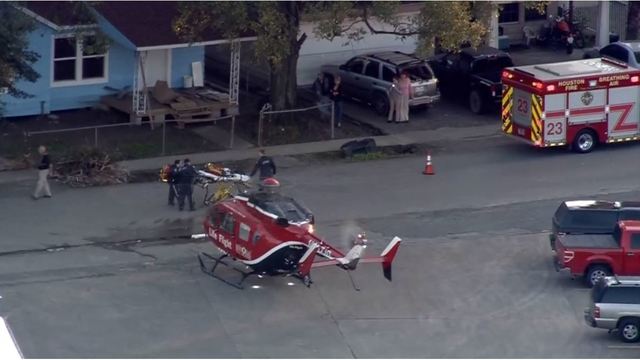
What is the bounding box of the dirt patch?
[203,86,382,147]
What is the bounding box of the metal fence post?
[230,116,235,149]
[331,101,335,139]
[258,112,263,147]
[162,120,166,155]
[94,127,98,148]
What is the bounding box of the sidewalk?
[118,123,500,173]
[0,123,500,185]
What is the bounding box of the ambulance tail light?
[502,71,513,79]
[546,85,556,92]
[632,76,639,83]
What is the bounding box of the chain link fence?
[22,116,237,163]
[257,101,335,147]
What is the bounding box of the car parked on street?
[428,46,513,114]
[583,41,640,68]
[321,51,440,116]
[584,276,640,343]
[550,200,640,250]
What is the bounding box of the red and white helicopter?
[194,178,402,289]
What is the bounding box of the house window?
[499,2,519,23]
[524,6,547,21]
[53,35,107,85]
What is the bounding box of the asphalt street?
[1,134,640,357]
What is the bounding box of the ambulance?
[501,57,640,153]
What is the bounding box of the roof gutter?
[17,6,99,32]
[17,6,60,30]
[136,36,257,51]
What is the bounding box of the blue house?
[3,1,255,121]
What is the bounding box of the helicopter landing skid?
[197,252,256,289]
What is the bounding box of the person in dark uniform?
[250,149,276,180]
[33,145,52,199]
[168,159,181,206]
[177,158,197,211]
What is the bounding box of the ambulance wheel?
[469,90,485,114]
[572,129,597,153]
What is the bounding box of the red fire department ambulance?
[501,57,640,153]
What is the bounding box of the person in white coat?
[387,76,402,123]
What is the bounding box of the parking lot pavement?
[0,228,632,358]
[3,130,640,357]
[344,97,498,136]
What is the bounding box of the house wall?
[297,20,417,86]
[171,46,205,88]
[497,1,628,47]
[204,15,420,90]
[497,1,563,46]
[1,20,137,118]
[48,40,135,112]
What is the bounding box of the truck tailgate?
[558,234,619,249]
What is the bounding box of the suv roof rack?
[367,51,417,65]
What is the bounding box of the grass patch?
[349,151,387,161]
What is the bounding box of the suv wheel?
[469,90,485,114]
[585,265,611,287]
[618,319,640,343]
[372,93,389,116]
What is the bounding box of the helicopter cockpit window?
[239,223,251,242]
[208,207,224,227]
[252,232,261,245]
[221,213,235,234]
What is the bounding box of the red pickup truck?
[554,220,640,287]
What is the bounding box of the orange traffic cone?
[423,151,435,175]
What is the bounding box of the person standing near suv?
[398,72,413,123]
[331,75,344,128]
[387,76,402,123]
[313,73,331,118]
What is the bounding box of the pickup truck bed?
[559,234,619,249]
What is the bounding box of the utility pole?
[596,1,611,47]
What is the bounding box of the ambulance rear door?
[543,93,567,145]
[512,87,533,140]
[607,85,640,140]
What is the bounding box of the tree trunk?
[471,1,494,46]
[269,50,299,111]
[627,1,640,40]
[267,1,305,111]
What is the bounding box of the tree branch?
[340,19,362,33]
[361,6,419,37]
[296,32,307,49]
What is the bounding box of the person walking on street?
[250,149,276,181]
[313,73,331,118]
[387,75,402,123]
[397,71,412,123]
[177,158,197,211]
[33,145,52,200]
[167,159,181,206]
[331,75,344,128]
